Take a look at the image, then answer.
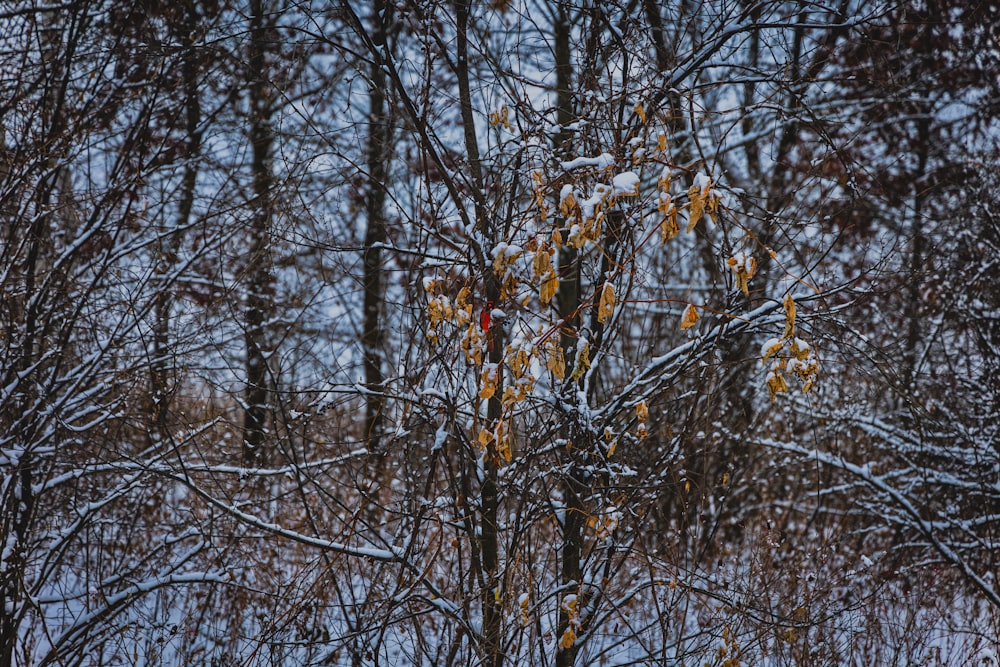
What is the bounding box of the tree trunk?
[552,5,585,665]
[454,1,503,663]
[243,0,277,467]
[361,0,391,456]
[151,4,202,441]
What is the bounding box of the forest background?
[1,0,999,665]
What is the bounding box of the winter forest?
[2,0,1000,664]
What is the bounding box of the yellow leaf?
[478,427,492,449]
[687,183,706,232]
[478,363,499,399]
[635,399,649,422]
[598,282,615,324]
[766,371,789,399]
[633,102,646,123]
[497,430,512,463]
[490,427,505,457]
[658,191,672,213]
[540,271,559,305]
[456,286,472,323]
[660,207,679,242]
[533,246,553,279]
[783,294,796,338]
[761,338,783,365]
[570,340,591,381]
[728,254,756,296]
[680,303,700,330]
[559,627,577,649]
[707,191,720,223]
[426,295,452,326]
[658,166,672,190]
[546,340,565,380]
[488,106,510,128]
[493,245,522,274]
[657,132,667,152]
[462,323,482,365]
[560,190,578,217]
[606,439,618,458]
[508,347,530,377]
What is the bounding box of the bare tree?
[3,1,999,665]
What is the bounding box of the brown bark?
[552,5,584,665]
[454,1,503,663]
[243,0,277,467]
[151,3,202,440]
[361,1,391,456]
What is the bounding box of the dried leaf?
[634,102,646,123]
[598,282,615,324]
[559,627,577,649]
[566,224,585,249]
[658,165,672,189]
[540,271,559,304]
[478,363,499,399]
[766,371,789,399]
[687,183,705,232]
[560,190,578,217]
[546,340,566,380]
[680,303,700,330]
[532,247,553,279]
[456,286,472,323]
[761,338,783,365]
[660,206,679,242]
[461,322,483,365]
[783,294,796,338]
[707,191,720,222]
[519,593,531,625]
[570,340,591,381]
[495,421,512,462]
[728,254,757,296]
[654,191,668,214]
[426,295,453,326]
[508,347,530,377]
